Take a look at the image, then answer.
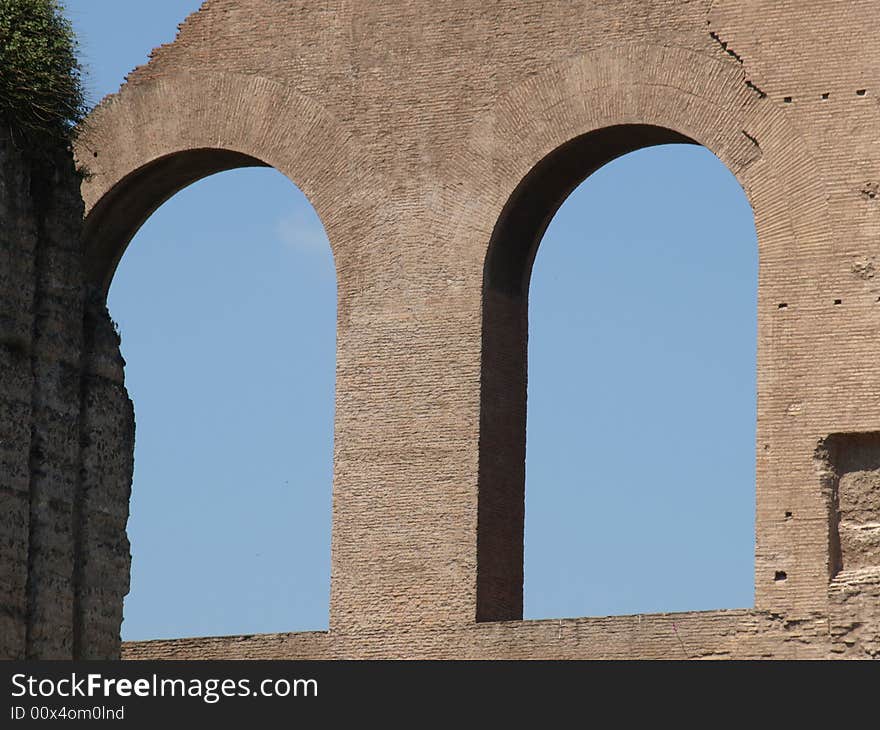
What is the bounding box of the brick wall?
[2,0,879,658]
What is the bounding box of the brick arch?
[458,44,834,622]
[450,44,832,266]
[69,70,373,656]
[75,70,375,292]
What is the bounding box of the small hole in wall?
[784,511,792,519]
[774,570,787,582]
[783,96,792,103]
[764,443,771,451]
[857,89,867,96]
[93,151,98,158]
[821,92,829,100]
[834,299,842,305]
[777,302,788,309]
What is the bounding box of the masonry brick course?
[2,0,879,658]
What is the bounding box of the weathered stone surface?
[2,0,880,658]
[0,131,36,661]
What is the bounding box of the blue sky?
[66,1,757,640]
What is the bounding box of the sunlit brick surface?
[3,0,879,658]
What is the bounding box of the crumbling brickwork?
[0,127,133,660]
[2,0,880,659]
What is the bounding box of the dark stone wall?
[0,127,133,659]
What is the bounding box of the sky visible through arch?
[66,1,757,640]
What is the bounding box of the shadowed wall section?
[478,126,697,621]
[82,149,266,292]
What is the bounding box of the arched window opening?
[106,166,335,640]
[478,126,756,621]
[524,144,756,618]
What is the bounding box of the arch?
[485,124,696,297]
[82,149,267,292]
[108,166,337,639]
[467,44,833,622]
[523,143,758,618]
[75,70,375,292]
[71,70,363,648]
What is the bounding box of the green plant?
[0,0,86,151]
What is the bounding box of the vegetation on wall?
[0,0,86,151]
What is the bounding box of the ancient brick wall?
[2,0,879,658]
[0,127,133,659]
